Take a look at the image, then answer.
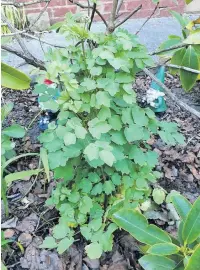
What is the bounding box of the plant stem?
[101,168,108,211]
[27,110,42,130]
[4,153,40,168]
[81,40,87,71]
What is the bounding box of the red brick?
[48,0,66,7]
[103,2,113,13]
[125,1,145,12]
[23,0,186,25]
[52,5,76,17]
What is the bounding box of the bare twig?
[1,0,50,7]
[87,0,90,16]
[166,64,200,74]
[115,4,142,28]
[22,32,66,48]
[136,3,159,35]
[150,43,187,56]
[69,0,108,28]
[28,1,50,30]
[1,30,26,37]
[116,0,124,17]
[1,12,34,59]
[2,45,45,69]
[88,3,97,30]
[27,110,42,130]
[143,68,200,119]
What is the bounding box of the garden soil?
[1,73,200,270]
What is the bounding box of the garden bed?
[1,74,200,270]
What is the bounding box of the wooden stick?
[143,68,200,119]
[166,64,200,74]
[150,43,187,56]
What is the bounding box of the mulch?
[1,73,200,269]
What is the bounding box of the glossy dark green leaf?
[139,254,176,270]
[182,197,200,244]
[112,209,171,245]
[180,46,199,91]
[170,48,186,75]
[147,243,180,255]
[171,193,192,220]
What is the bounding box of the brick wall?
[20,0,185,25]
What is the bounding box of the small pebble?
[4,229,15,239]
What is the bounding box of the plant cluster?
[35,13,184,258]
[1,4,27,34]
[113,194,200,270]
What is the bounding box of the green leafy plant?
[158,12,200,91]
[1,103,41,215]
[1,231,13,249]
[112,194,200,270]
[1,231,12,270]
[34,13,185,258]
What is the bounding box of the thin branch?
[1,30,26,37]
[28,1,50,30]
[69,0,108,28]
[135,3,159,35]
[1,12,35,60]
[1,0,50,7]
[116,0,124,17]
[115,4,142,28]
[166,64,200,74]
[143,68,200,119]
[87,0,90,16]
[88,3,96,30]
[2,45,45,70]
[150,43,187,56]
[22,32,66,48]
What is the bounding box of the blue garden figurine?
[150,66,167,113]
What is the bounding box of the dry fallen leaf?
[1,216,18,229]
[18,233,33,247]
[20,237,66,270]
[182,152,196,164]
[187,165,200,180]
[16,213,39,233]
